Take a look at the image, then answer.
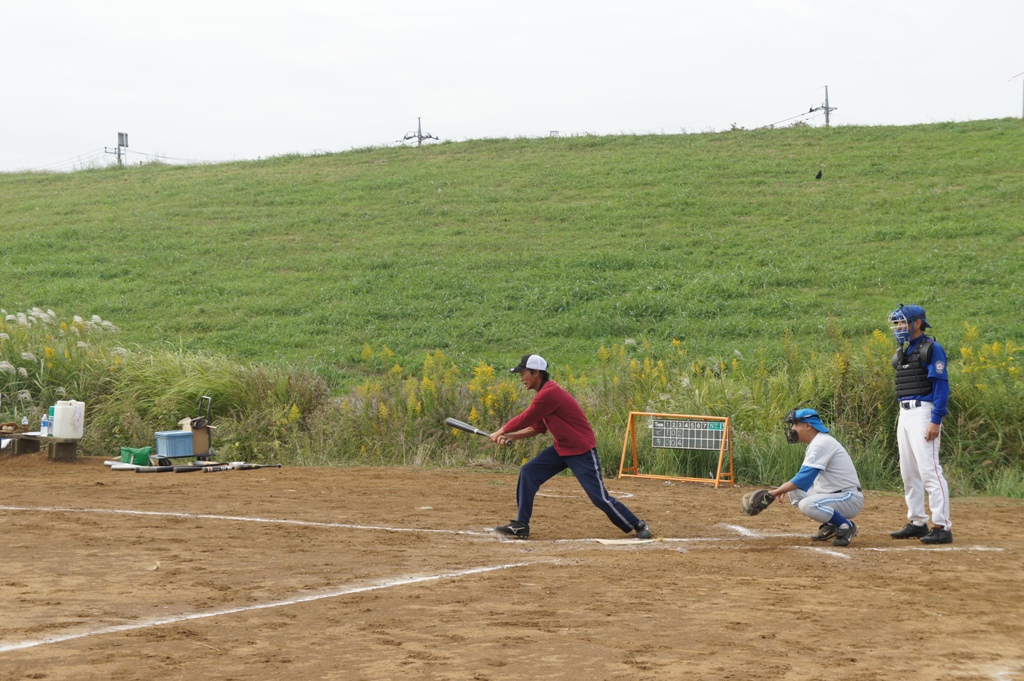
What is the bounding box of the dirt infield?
[2,453,1023,681]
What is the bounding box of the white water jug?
[52,400,85,439]
[70,400,85,435]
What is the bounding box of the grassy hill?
[2,119,1023,382]
[3,120,1023,489]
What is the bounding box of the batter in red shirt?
[490,354,652,540]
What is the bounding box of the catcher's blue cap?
[793,408,830,433]
[893,304,932,329]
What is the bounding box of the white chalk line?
[546,524,806,545]
[991,663,1024,681]
[537,490,634,499]
[0,505,492,537]
[0,562,529,654]
[719,523,806,538]
[3,506,1005,555]
[858,546,1005,553]
[719,524,1006,553]
[793,546,854,560]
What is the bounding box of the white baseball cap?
[510,354,547,373]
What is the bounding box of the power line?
[122,149,212,164]
[760,86,836,129]
[762,110,818,128]
[23,150,108,172]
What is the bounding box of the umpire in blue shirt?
[887,304,953,545]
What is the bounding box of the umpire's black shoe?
[495,520,529,539]
[634,520,653,539]
[890,522,929,539]
[832,522,858,547]
[811,522,837,541]
[920,526,953,545]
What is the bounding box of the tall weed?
[3,308,1022,496]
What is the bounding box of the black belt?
[900,400,922,409]
[832,487,862,493]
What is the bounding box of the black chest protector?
[892,338,934,399]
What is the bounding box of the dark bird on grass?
[815,170,823,180]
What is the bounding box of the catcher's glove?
[741,489,775,516]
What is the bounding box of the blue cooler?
[155,430,194,459]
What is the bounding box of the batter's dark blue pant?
[515,446,641,533]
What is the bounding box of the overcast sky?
[2,1,1022,172]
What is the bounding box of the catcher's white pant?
[897,401,952,529]
[788,488,864,524]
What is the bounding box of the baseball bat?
[133,465,176,473]
[444,417,512,445]
[229,463,283,470]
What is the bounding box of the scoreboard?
[651,418,726,451]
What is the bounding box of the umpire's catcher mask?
[888,307,911,344]
[889,304,931,344]
[783,407,801,443]
[784,407,829,443]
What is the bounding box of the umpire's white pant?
[897,401,952,529]
[788,488,864,524]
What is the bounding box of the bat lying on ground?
[169,462,282,473]
[110,463,152,471]
[445,417,512,445]
[110,461,282,473]
[109,463,183,472]
[117,462,223,473]
[194,462,284,472]
[142,463,224,473]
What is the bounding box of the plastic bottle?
[21,415,29,429]
[40,414,49,437]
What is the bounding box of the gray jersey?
[802,432,861,494]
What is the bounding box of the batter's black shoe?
[920,527,953,545]
[634,520,652,539]
[495,520,529,539]
[832,522,858,547]
[811,522,837,541]
[890,522,929,539]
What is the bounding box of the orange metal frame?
[617,411,734,488]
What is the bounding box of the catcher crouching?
[743,407,864,547]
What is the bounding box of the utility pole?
[809,86,837,127]
[402,117,438,147]
[104,132,129,166]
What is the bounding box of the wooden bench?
[7,432,81,461]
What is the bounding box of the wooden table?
[6,432,80,460]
